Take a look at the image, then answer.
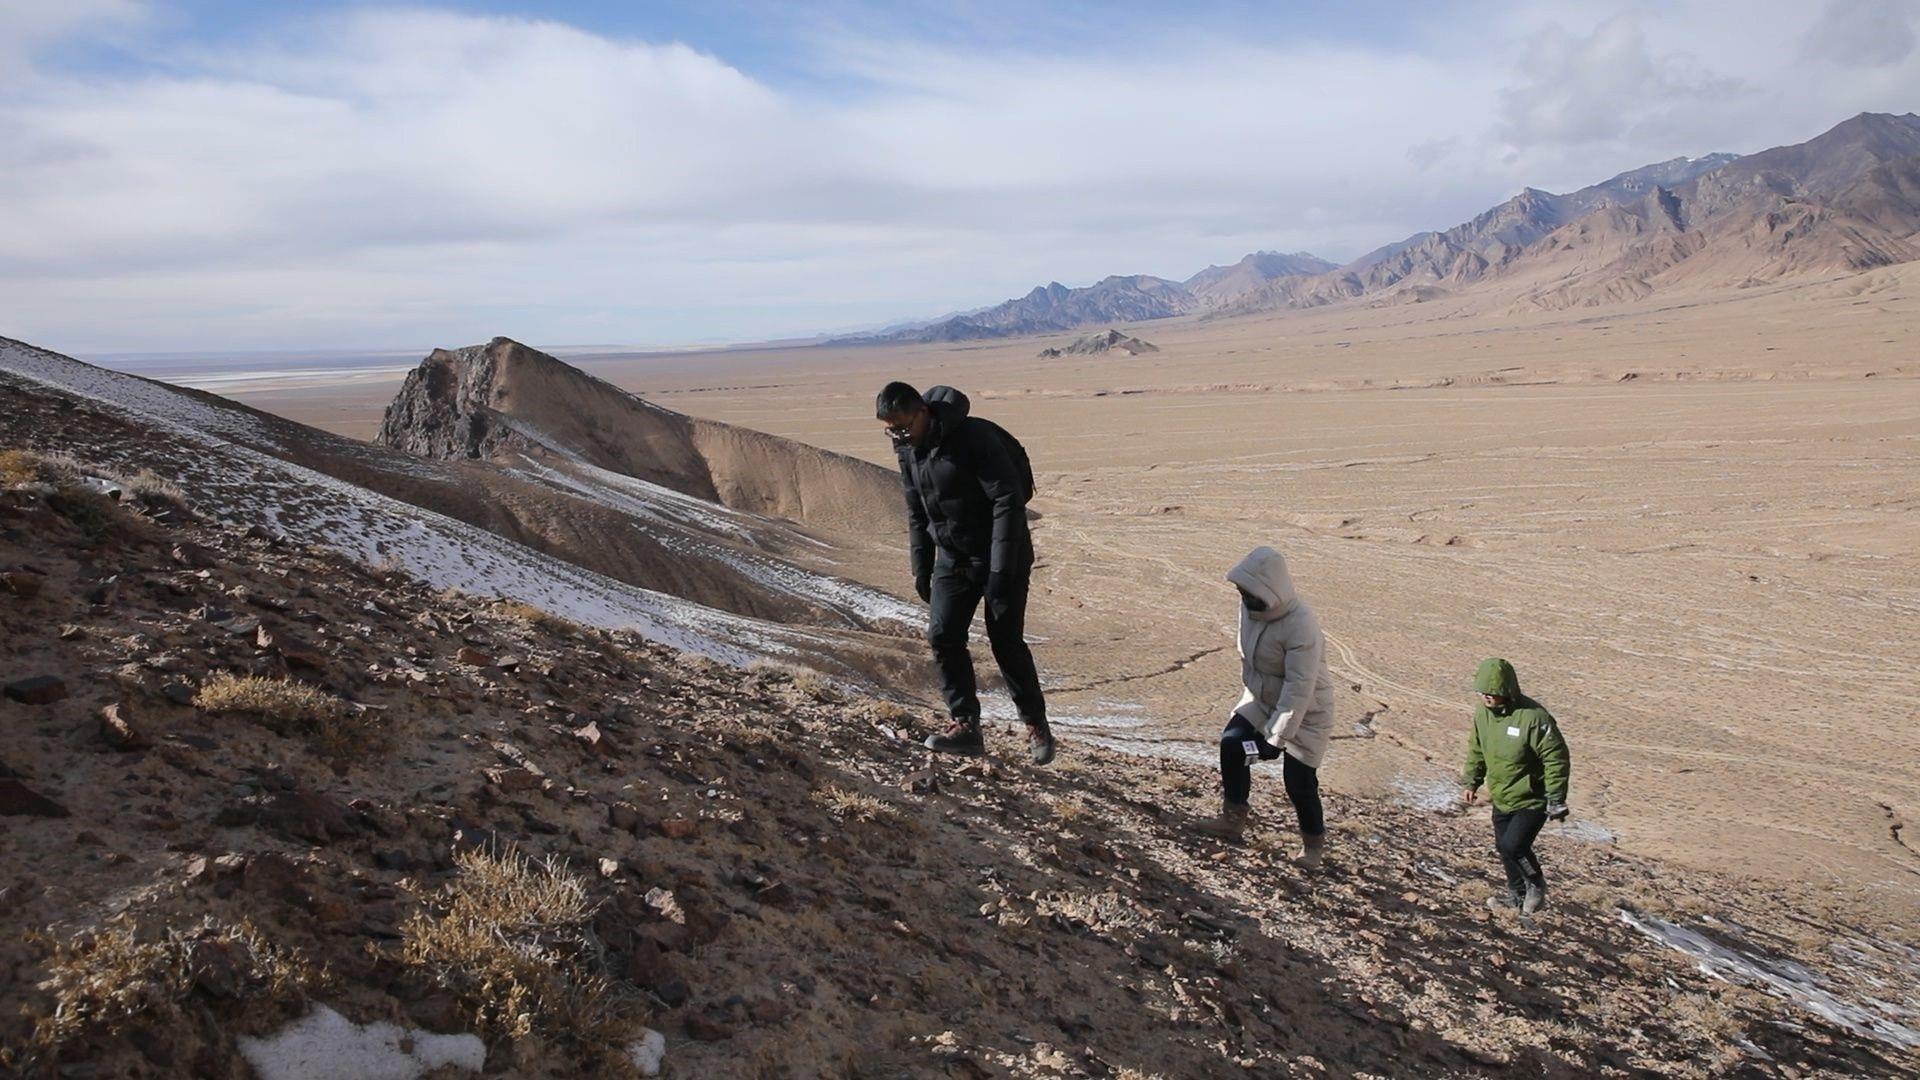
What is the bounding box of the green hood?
[1474,658,1521,701]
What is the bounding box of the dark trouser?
[1219,716,1325,836]
[926,557,1045,724]
[1491,806,1548,896]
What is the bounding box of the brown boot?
[924,715,984,756]
[1298,831,1326,870]
[1196,801,1250,840]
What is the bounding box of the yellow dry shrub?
[816,784,894,823]
[399,846,634,1042]
[27,917,314,1054]
[194,672,382,757]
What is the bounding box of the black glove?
[1546,802,1570,822]
[986,572,1011,604]
[914,575,931,603]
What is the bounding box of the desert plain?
[234,266,1920,926]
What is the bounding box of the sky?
[2,0,1918,353]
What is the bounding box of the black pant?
[1219,716,1325,836]
[1491,807,1548,896]
[926,557,1045,724]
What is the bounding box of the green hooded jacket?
[1460,658,1570,811]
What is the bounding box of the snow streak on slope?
[1622,911,1920,1051]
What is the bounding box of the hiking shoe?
[1298,831,1326,870]
[1487,892,1521,912]
[1196,801,1250,840]
[924,716,984,756]
[1521,882,1546,915]
[1025,718,1056,766]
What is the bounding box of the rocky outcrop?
[1037,329,1160,358]
[375,337,899,535]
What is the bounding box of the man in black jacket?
[877,381,1055,764]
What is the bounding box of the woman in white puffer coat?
[1197,546,1336,866]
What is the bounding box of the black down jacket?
[896,388,1032,580]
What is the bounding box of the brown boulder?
[455,645,493,667]
[0,779,70,817]
[99,702,154,751]
[0,569,45,599]
[4,675,68,705]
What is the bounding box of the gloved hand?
[914,575,932,603]
[1546,802,1570,822]
[986,572,1012,604]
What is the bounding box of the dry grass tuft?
[860,698,917,726]
[816,784,895,823]
[194,672,381,757]
[399,846,635,1042]
[1034,890,1150,936]
[0,448,83,487]
[1669,990,1745,1041]
[494,599,582,636]
[27,917,315,1056]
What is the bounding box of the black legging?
[1220,716,1325,836]
[1491,806,1548,896]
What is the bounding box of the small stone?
[748,998,791,1025]
[658,817,695,839]
[170,543,217,569]
[159,682,197,706]
[100,702,153,752]
[754,882,795,908]
[58,624,83,641]
[0,570,45,599]
[4,675,67,705]
[456,645,493,666]
[608,801,643,833]
[572,720,618,757]
[485,767,542,793]
[598,858,621,878]
[684,1012,734,1042]
[0,779,70,818]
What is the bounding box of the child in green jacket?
[1459,658,1571,914]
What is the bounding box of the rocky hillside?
[0,337,923,656]
[3,445,1919,1076]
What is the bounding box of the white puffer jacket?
[1227,546,1335,769]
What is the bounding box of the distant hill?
[1037,328,1160,358]
[851,251,1333,344]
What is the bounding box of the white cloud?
[1803,0,1919,67]
[1,2,1918,352]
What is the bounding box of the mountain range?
[854,251,1335,343]
[862,112,1920,341]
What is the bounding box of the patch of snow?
[1391,776,1464,812]
[1,337,272,447]
[627,1029,667,1077]
[236,1004,485,1080]
[1555,817,1616,843]
[1621,911,1920,1050]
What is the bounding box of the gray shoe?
[1025,718,1056,766]
[1522,882,1546,915]
[1487,892,1521,912]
